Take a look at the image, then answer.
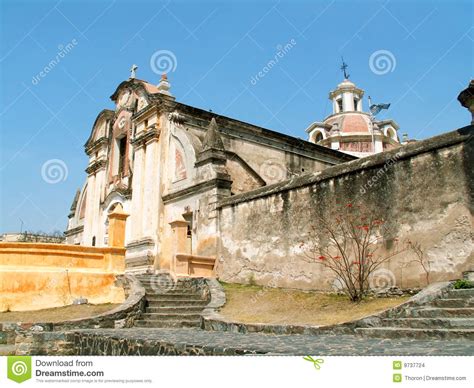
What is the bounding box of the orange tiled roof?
[341,114,370,133]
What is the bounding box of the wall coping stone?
[0,242,125,255]
[218,126,473,208]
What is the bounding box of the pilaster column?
[142,139,159,238]
[374,138,384,153]
[108,204,129,248]
[130,146,145,240]
[92,168,104,245]
[83,173,96,245]
[169,220,189,273]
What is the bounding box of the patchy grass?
[0,304,119,323]
[453,279,474,289]
[219,282,409,326]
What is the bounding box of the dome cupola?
[305,59,402,157]
[329,78,364,113]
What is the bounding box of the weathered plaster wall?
[223,136,330,186]
[153,110,354,271]
[226,157,262,195]
[217,127,474,290]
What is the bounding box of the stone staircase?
[133,274,209,328]
[355,287,474,340]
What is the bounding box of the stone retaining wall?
[217,126,474,290]
[6,275,145,355]
[201,282,453,336]
[68,331,263,356]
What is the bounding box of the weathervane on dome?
[340,57,350,79]
[130,64,138,79]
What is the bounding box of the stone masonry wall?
[217,126,474,290]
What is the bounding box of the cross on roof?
[340,57,350,79]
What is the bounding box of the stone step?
[146,306,206,314]
[143,288,198,295]
[445,289,474,298]
[355,327,474,340]
[141,312,202,321]
[143,288,202,296]
[140,282,184,288]
[135,277,179,283]
[145,294,205,301]
[405,307,474,318]
[381,318,474,329]
[433,298,474,308]
[141,282,196,288]
[134,319,201,328]
[138,279,191,285]
[135,274,172,278]
[146,299,208,307]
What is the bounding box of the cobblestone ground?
[73,328,474,356]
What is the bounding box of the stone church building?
[64,70,473,289]
[65,71,392,272]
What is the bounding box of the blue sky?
[0,0,472,234]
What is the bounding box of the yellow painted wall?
[0,242,126,312]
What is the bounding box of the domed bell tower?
[305,59,401,157]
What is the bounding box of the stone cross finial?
[130,64,138,79]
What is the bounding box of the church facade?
[65,72,360,273]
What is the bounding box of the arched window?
[353,98,359,111]
[313,131,324,143]
[386,128,397,141]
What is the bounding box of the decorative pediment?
[84,109,114,151]
[117,88,133,109]
[136,91,149,112]
[110,78,159,104]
